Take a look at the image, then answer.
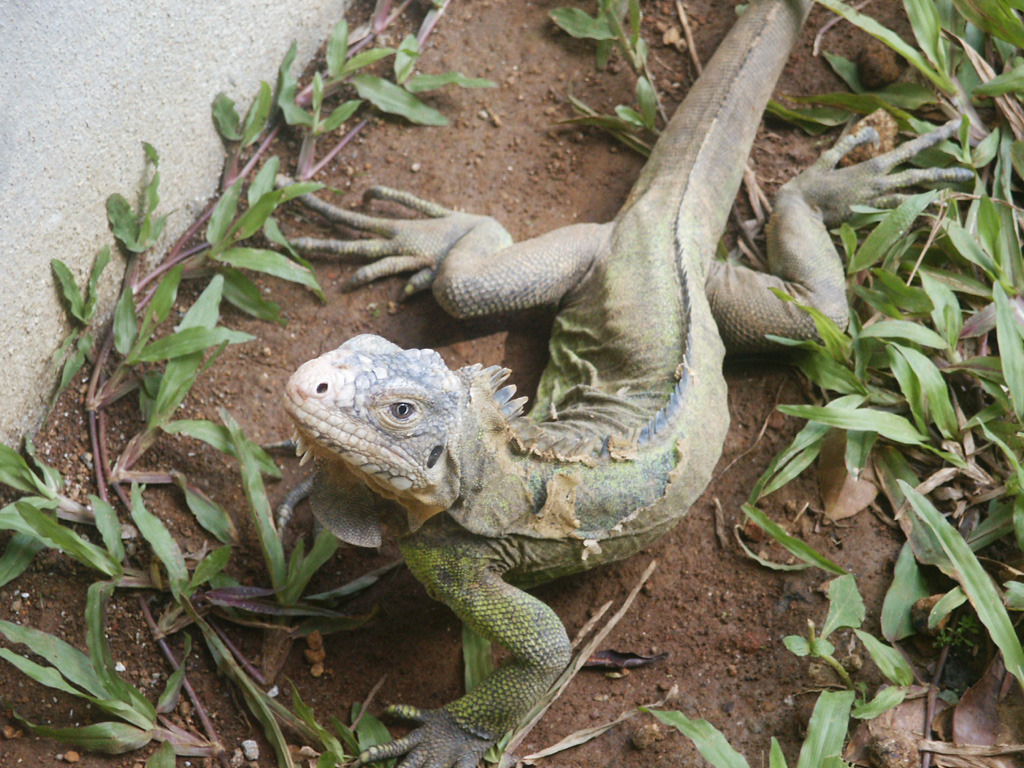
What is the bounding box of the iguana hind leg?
[707,121,973,353]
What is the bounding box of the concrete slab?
[0,0,347,446]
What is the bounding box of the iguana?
[281,0,969,764]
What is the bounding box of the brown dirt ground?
[1,1,930,766]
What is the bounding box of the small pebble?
[115,662,127,673]
[310,662,325,678]
[631,722,661,750]
[241,739,259,761]
[411,162,422,172]
[64,751,81,763]
[304,647,326,665]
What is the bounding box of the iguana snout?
[284,334,465,513]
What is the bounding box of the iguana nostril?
[317,382,328,394]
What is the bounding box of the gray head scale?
[284,334,466,537]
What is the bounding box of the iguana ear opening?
[310,458,382,548]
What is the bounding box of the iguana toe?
[356,706,494,768]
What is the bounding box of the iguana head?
[284,334,526,541]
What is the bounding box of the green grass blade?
[131,327,255,364]
[352,704,394,755]
[647,709,750,768]
[214,247,323,300]
[770,737,789,768]
[280,530,338,606]
[51,259,86,323]
[851,685,905,719]
[899,481,1024,690]
[821,575,866,639]
[128,486,188,600]
[795,690,855,768]
[145,741,176,768]
[206,179,242,247]
[903,0,948,72]
[0,619,106,698]
[85,581,156,727]
[90,495,126,563]
[16,720,153,754]
[162,419,281,478]
[185,600,296,767]
[0,648,89,698]
[16,502,121,578]
[881,543,930,641]
[778,404,924,445]
[0,532,45,588]
[350,74,448,126]
[854,630,914,685]
[859,320,948,349]
[0,442,56,498]
[742,505,847,575]
[993,283,1024,421]
[175,477,237,544]
[848,192,937,273]
[156,634,191,714]
[405,72,497,93]
[222,410,286,590]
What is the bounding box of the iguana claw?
[279,181,512,297]
[785,119,972,226]
[357,705,494,768]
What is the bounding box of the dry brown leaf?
[949,655,1024,768]
[818,430,878,521]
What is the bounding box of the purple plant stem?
[920,643,949,768]
[134,203,218,294]
[224,123,282,188]
[417,0,450,45]
[295,0,414,108]
[138,597,230,768]
[97,411,115,499]
[308,118,370,178]
[350,675,386,731]
[136,243,210,313]
[210,619,268,686]
[88,411,109,503]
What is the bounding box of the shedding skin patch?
[607,434,639,461]
[528,472,582,538]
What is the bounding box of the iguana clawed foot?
[357,704,494,768]
[784,119,973,225]
[278,179,513,297]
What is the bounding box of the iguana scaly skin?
[282,1,970,764]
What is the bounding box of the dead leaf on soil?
[583,650,669,670]
[819,430,878,521]
[845,686,942,766]
[947,654,1024,768]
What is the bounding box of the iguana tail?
[627,0,813,273]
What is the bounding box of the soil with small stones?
[1,1,925,766]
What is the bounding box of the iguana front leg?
[354,533,570,768]
[283,183,610,317]
[707,120,973,353]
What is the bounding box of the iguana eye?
[389,402,415,420]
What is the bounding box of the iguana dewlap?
[283,0,970,764]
